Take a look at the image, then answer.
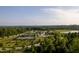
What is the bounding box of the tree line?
[0,25,79,37]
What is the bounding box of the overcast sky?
[0,6,79,26]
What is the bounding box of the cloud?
[40,7,79,25]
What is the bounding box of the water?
[61,30,79,33]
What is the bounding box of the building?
[16,34,35,40]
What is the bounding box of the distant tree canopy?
[0,25,79,37]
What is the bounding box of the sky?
[0,6,79,26]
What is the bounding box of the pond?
[61,30,79,33]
